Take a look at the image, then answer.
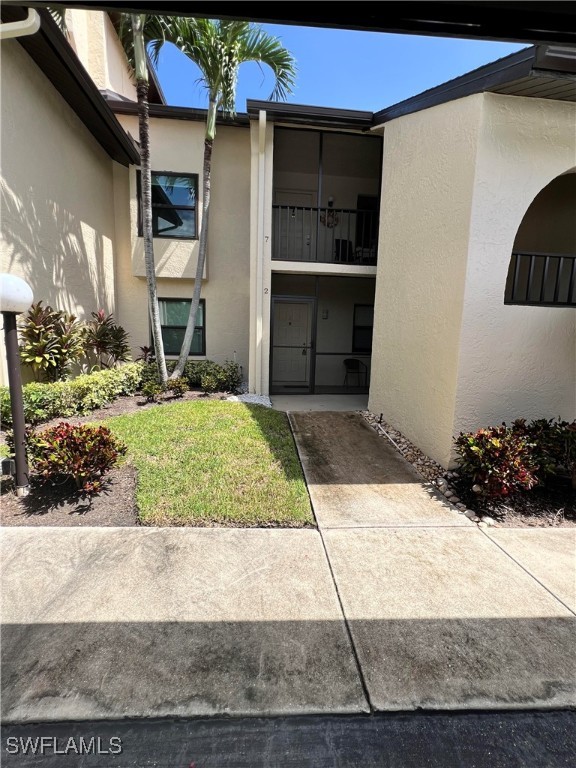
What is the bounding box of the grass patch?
[105,400,313,527]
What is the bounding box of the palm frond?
[238,25,296,101]
[161,17,296,124]
[48,7,67,35]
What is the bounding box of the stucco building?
[1,7,575,466]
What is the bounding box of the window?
[352,304,374,354]
[138,172,198,239]
[156,299,206,356]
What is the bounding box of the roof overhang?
[247,101,374,131]
[1,5,140,166]
[373,44,576,126]
[107,98,250,127]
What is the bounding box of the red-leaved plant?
[29,422,126,493]
[454,424,539,498]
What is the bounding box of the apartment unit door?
[271,297,316,393]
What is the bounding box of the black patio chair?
[343,358,367,388]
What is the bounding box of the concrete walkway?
[272,394,368,412]
[1,412,574,723]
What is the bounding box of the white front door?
[272,299,314,390]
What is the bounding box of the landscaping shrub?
[0,362,144,427]
[454,418,576,498]
[28,422,126,493]
[142,380,164,402]
[84,310,131,368]
[169,377,188,398]
[511,418,576,487]
[221,360,242,393]
[19,302,86,381]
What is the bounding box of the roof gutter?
[0,7,40,39]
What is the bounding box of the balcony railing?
[272,205,378,264]
[505,252,576,307]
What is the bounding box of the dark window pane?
[158,299,205,356]
[160,300,189,326]
[161,327,185,356]
[160,327,204,356]
[153,208,196,238]
[353,327,373,354]
[152,174,196,207]
[159,300,203,327]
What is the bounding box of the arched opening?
[504,171,576,306]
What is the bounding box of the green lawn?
[106,400,314,527]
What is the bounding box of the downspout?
[255,109,266,393]
[0,8,41,40]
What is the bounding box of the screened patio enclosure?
[272,128,382,265]
[270,274,376,394]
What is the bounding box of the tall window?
[138,172,198,239]
[352,304,374,354]
[156,299,206,356]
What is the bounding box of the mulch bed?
[0,465,138,527]
[452,475,576,528]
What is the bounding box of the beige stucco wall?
[369,94,483,466]
[370,91,575,468]
[0,40,119,385]
[453,93,576,436]
[66,9,136,101]
[114,115,251,370]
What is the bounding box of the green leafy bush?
[454,418,576,499]
[221,360,242,393]
[85,310,131,368]
[19,302,86,381]
[0,362,144,427]
[142,380,164,402]
[185,360,242,393]
[29,422,126,493]
[169,377,188,398]
[511,418,576,487]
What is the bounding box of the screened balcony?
[272,127,382,265]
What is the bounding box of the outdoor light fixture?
[0,273,33,496]
[328,196,334,208]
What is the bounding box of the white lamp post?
[0,274,33,496]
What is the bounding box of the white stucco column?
[248,110,273,394]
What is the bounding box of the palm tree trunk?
[136,78,168,386]
[171,128,213,378]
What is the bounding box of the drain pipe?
[0,8,41,40]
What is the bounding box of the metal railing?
[505,252,576,307]
[272,205,378,264]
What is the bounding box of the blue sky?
[154,23,529,113]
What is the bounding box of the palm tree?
[151,18,296,378]
[117,14,169,386]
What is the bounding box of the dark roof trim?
[373,46,538,125]
[1,5,140,166]
[246,100,374,130]
[17,2,576,46]
[146,52,166,105]
[107,98,250,127]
